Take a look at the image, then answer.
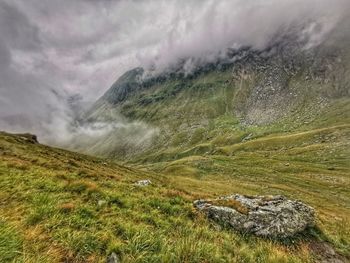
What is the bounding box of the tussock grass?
[0,219,23,262]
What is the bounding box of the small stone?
[107,252,120,263]
[98,200,107,207]
[134,179,151,186]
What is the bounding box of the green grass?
[1,123,349,262]
[3,98,349,262]
[0,219,23,262]
[0,133,350,262]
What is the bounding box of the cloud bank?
[139,0,350,74]
[0,0,349,146]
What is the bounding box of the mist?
[139,0,350,74]
[0,0,349,147]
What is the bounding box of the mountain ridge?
[77,34,350,162]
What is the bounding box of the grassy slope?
[1,128,350,262]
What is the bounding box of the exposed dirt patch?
[308,241,348,263]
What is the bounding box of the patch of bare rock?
[194,194,315,238]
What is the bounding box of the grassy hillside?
[1,131,349,262]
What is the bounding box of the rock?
[134,179,151,186]
[98,200,107,207]
[241,133,253,142]
[16,133,38,144]
[107,252,120,263]
[194,194,315,238]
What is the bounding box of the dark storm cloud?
[0,0,349,145]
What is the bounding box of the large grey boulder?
[194,194,315,238]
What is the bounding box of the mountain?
[1,21,350,263]
[11,25,346,262]
[79,30,350,167]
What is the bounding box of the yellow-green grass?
[139,124,350,258]
[0,131,349,262]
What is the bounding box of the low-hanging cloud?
[138,0,350,74]
[0,0,349,147]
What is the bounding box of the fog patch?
[64,121,159,158]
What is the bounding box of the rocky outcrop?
[194,194,315,238]
[15,133,38,144]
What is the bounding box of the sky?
[0,0,349,144]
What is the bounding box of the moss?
[209,199,250,215]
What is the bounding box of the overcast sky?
[0,0,349,143]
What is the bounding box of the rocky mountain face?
[80,32,350,162]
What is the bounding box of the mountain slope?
[1,129,350,262]
[80,34,350,163]
[0,131,350,262]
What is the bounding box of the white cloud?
[138,0,350,73]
